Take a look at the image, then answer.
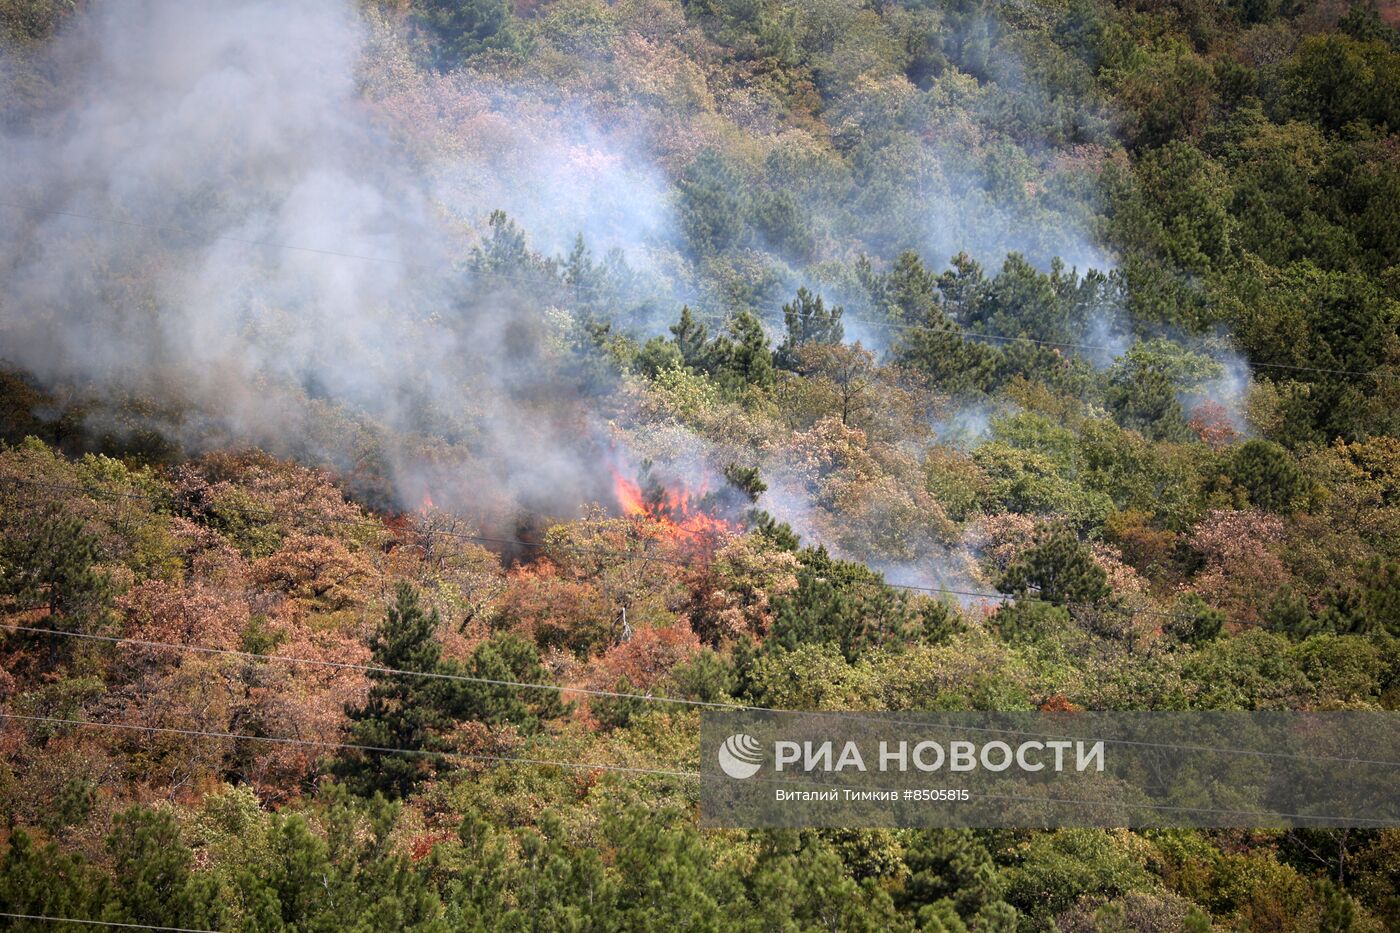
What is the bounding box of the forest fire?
[610,465,735,540]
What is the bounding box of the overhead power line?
[0,712,698,780]
[4,621,1398,768]
[2,713,1394,825]
[0,621,746,711]
[0,913,219,933]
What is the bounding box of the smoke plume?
[0,0,654,518]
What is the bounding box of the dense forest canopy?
[1,0,1399,929]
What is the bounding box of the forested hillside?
[1,0,1399,929]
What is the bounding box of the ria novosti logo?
[715,733,1108,780]
[718,733,763,779]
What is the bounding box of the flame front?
[610,467,734,539]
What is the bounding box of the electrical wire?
[0,913,219,933]
[2,713,1393,825]
[0,713,698,780]
[0,621,747,711]
[3,621,1398,767]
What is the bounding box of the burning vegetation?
[610,460,737,541]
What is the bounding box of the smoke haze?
[0,0,645,519]
[0,0,1204,585]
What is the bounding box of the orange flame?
[610,466,734,540]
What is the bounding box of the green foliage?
[1112,41,1216,150]
[415,0,521,68]
[751,509,802,550]
[1275,34,1400,133]
[747,829,903,930]
[1166,594,1225,645]
[1265,586,1316,638]
[711,310,778,392]
[1225,440,1310,514]
[447,806,910,929]
[767,546,917,661]
[41,777,96,834]
[1316,559,1400,637]
[335,584,455,799]
[240,614,284,655]
[1111,142,1235,276]
[105,807,220,929]
[914,598,961,646]
[890,252,1118,399]
[0,0,72,43]
[661,305,777,394]
[1216,260,1400,443]
[723,462,767,501]
[1104,355,1194,443]
[669,306,711,372]
[468,210,550,282]
[0,373,77,447]
[971,443,1104,519]
[336,587,566,799]
[0,506,114,669]
[992,598,1072,645]
[1351,830,1400,929]
[1000,830,1155,925]
[663,649,738,703]
[678,149,749,255]
[974,255,1098,347]
[0,828,107,928]
[895,319,1001,398]
[897,830,1009,923]
[774,287,844,371]
[633,335,684,378]
[202,787,444,930]
[743,641,879,710]
[0,509,111,620]
[590,676,647,730]
[867,250,940,324]
[997,530,1111,605]
[453,631,568,729]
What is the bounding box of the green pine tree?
[774,287,844,371]
[335,584,452,799]
[0,508,114,668]
[104,808,219,929]
[897,830,1009,923]
[0,829,107,930]
[997,530,1111,605]
[712,310,776,392]
[1166,593,1225,644]
[446,632,567,731]
[767,547,914,661]
[669,306,711,372]
[417,0,521,70]
[1226,439,1310,514]
[677,149,748,254]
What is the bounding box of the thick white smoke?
[0,0,664,516]
[0,0,1156,556]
